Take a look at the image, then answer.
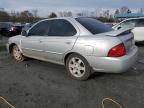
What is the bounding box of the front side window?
[76,17,113,34]
[48,19,77,36]
[28,20,50,36]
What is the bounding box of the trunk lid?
[105,28,135,53]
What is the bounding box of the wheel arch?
[9,43,17,53]
[64,52,86,65]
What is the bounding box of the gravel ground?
[0,37,144,108]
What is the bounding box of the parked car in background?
[0,22,13,36]
[113,17,144,43]
[7,17,138,80]
[0,22,24,37]
[9,25,23,37]
[22,23,32,31]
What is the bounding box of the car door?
[132,19,144,41]
[41,19,79,63]
[21,20,50,59]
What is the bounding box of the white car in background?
[113,17,144,43]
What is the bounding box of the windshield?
[76,17,113,34]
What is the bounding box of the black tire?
[12,45,25,62]
[66,53,91,80]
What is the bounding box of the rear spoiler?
[106,28,133,37]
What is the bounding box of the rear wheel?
[12,45,25,62]
[66,54,91,80]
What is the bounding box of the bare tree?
[120,6,130,14]
[103,10,110,18]
[67,11,72,17]
[0,11,10,22]
[48,12,57,18]
[115,9,120,15]
[58,12,64,17]
[32,9,38,17]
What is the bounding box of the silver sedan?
[7,17,138,80]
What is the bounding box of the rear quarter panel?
[71,35,122,57]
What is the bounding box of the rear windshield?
[76,17,113,34]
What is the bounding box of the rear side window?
[76,17,113,34]
[136,19,144,27]
[48,19,77,36]
[28,20,50,36]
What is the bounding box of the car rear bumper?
[87,46,138,73]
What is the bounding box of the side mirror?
[21,30,28,36]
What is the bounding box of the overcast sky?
[0,0,144,16]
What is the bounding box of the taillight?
[108,43,126,57]
[10,27,17,32]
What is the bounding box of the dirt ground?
[0,37,144,108]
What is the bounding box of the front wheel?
[66,54,91,80]
[12,45,25,62]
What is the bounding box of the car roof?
[40,17,74,21]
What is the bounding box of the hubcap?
[68,57,85,77]
[13,46,22,60]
